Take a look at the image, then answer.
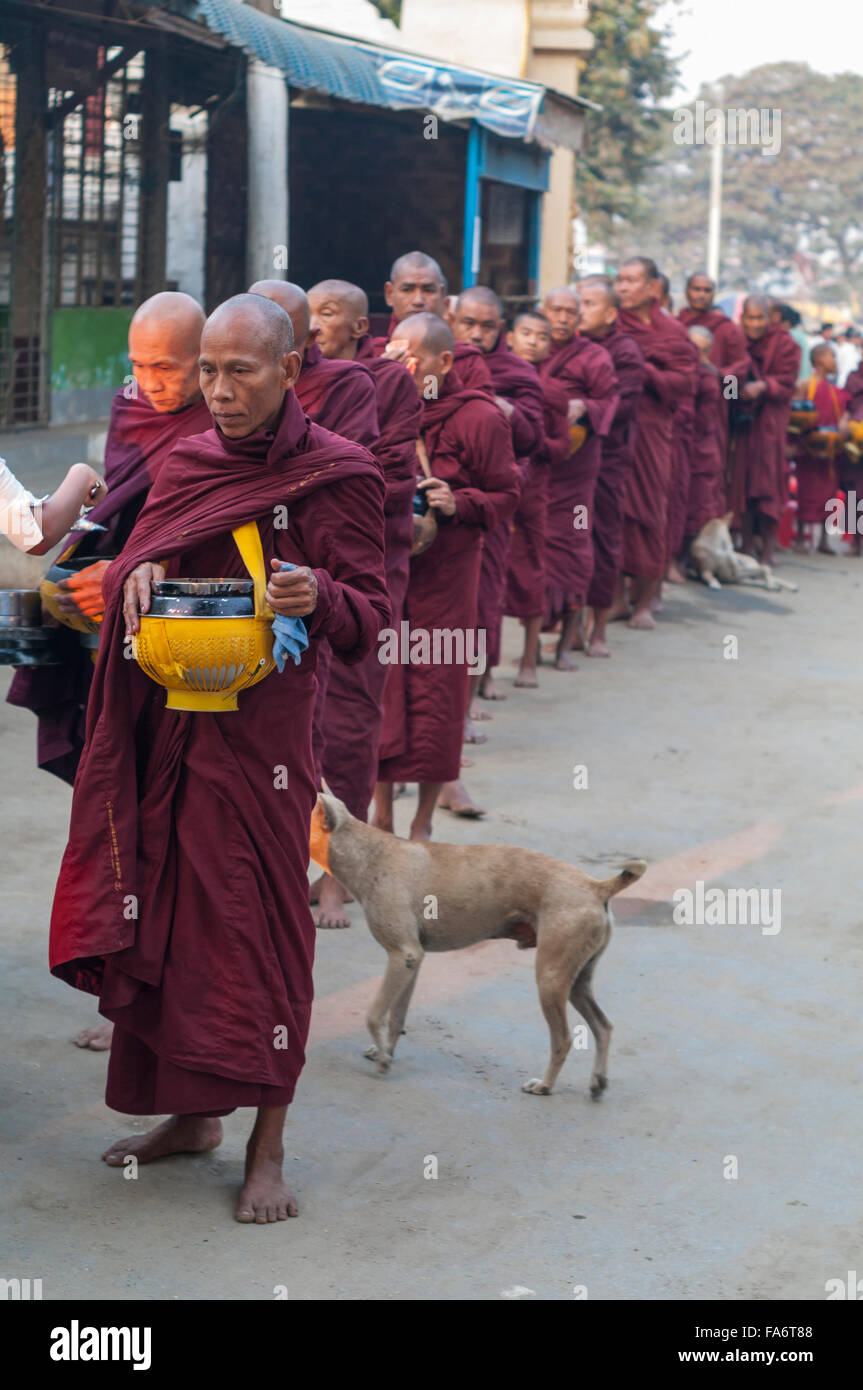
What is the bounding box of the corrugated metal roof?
[191,0,574,141]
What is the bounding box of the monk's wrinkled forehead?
[202,295,294,361]
[390,252,446,289]
[687,273,715,291]
[129,291,204,358]
[543,287,579,311]
[577,277,618,308]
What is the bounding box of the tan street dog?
[690,514,797,592]
[310,794,646,1097]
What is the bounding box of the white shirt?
[835,340,861,388]
[0,457,44,552]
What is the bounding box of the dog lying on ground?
[310,793,646,1098]
[690,514,797,592]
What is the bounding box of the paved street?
[2,549,861,1300]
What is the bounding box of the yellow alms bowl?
[132,521,277,713]
[133,614,275,712]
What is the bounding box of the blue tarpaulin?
[193,0,546,141]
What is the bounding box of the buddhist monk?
[678,273,749,512]
[377,251,494,395]
[8,292,210,1055]
[615,258,697,629]
[49,294,389,1223]
[729,294,801,564]
[436,287,544,816]
[665,314,700,585]
[793,343,847,552]
[504,310,566,686]
[538,287,619,668]
[684,325,726,538]
[574,278,647,657]
[306,278,421,923]
[249,280,380,928]
[839,361,863,555]
[374,313,518,841]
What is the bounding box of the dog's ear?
[318,793,340,832]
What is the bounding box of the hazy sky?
[658,0,863,99]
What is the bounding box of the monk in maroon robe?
[305,278,421,923]
[684,326,726,538]
[249,280,380,928]
[793,343,848,550]
[728,294,801,564]
[678,273,749,509]
[664,323,700,583]
[576,278,647,657]
[374,250,494,395]
[615,258,697,628]
[374,313,518,841]
[49,294,388,1223]
[539,287,619,667]
[8,293,209,788]
[839,363,863,554]
[503,310,561,687]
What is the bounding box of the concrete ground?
[1,548,861,1301]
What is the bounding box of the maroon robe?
[377,365,518,784]
[794,377,848,523]
[685,362,725,535]
[539,334,619,621]
[729,327,801,525]
[678,307,749,500]
[6,388,212,784]
[319,334,422,818]
[584,324,646,609]
[845,365,863,418]
[49,392,388,1117]
[505,373,569,619]
[666,327,700,563]
[619,303,697,580]
[474,332,543,666]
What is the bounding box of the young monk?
[306,278,421,924]
[793,343,848,552]
[49,294,389,1224]
[374,313,518,841]
[576,278,647,657]
[503,310,567,686]
[615,258,697,628]
[728,293,801,564]
[249,280,379,929]
[538,287,619,668]
[437,287,544,817]
[684,325,727,541]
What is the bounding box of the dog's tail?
[596,859,647,902]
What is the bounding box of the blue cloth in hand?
[271,562,310,672]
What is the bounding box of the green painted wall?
[50,307,132,393]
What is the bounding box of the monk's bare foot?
[438,781,486,818]
[236,1143,297,1224]
[468,701,492,721]
[665,562,686,584]
[464,716,487,745]
[311,873,353,908]
[478,675,506,701]
[607,601,631,622]
[628,609,656,630]
[514,666,539,688]
[75,1021,114,1051]
[409,821,433,841]
[554,650,577,671]
[587,638,611,657]
[102,1115,223,1167]
[314,875,351,929]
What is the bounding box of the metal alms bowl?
[0,590,63,666]
[0,590,42,629]
[148,578,256,618]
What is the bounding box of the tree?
[626,64,863,305]
[576,0,682,241]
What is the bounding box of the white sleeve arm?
[0,459,45,552]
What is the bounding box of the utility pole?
[707,84,724,284]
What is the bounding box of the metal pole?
[707,115,724,284]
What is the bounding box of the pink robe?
[619,304,697,580]
[49,392,389,1117]
[539,335,619,621]
[377,365,518,783]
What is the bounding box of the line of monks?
[9,252,850,1223]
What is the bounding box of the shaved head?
[688,325,713,350]
[741,294,771,341]
[811,342,835,368]
[456,286,503,316]
[127,290,205,413]
[577,276,620,310]
[686,272,715,292]
[542,286,580,345]
[199,294,300,439]
[385,251,448,323]
[398,311,454,356]
[621,257,659,283]
[576,277,620,340]
[390,311,455,398]
[507,310,552,365]
[308,279,370,361]
[743,294,771,314]
[308,278,368,319]
[248,280,310,355]
[452,285,504,352]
